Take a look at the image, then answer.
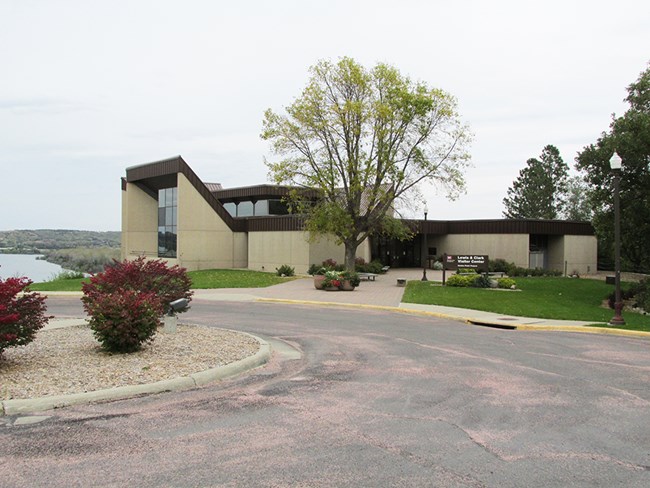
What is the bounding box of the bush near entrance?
[0,276,50,356]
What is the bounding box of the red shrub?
[82,256,193,314]
[81,257,193,353]
[0,277,50,356]
[85,289,163,353]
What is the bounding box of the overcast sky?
[1,0,648,231]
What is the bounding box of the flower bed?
[314,270,360,291]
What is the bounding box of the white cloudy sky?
[1,0,648,231]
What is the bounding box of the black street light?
[421,204,428,281]
[609,152,625,326]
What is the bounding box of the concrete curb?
[1,334,270,416]
[513,324,650,338]
[256,298,650,339]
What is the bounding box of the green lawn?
[29,277,89,292]
[187,269,296,289]
[403,277,650,331]
[29,268,294,292]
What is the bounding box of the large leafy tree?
[502,144,569,219]
[261,57,472,270]
[561,175,594,221]
[575,64,650,272]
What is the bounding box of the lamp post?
[421,204,428,281]
[609,152,625,326]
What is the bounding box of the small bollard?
[396,278,406,287]
[163,314,177,334]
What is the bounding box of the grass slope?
[403,277,650,331]
[188,269,295,289]
[29,269,294,292]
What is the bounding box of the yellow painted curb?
[256,298,650,339]
[256,298,474,322]
[515,324,650,338]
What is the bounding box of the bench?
[381,266,391,273]
[358,272,378,281]
[487,271,506,278]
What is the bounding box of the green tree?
[261,57,472,270]
[575,64,650,272]
[562,175,594,221]
[502,144,569,219]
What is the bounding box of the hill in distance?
[0,229,121,252]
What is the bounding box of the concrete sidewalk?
[191,268,648,337]
[43,269,648,337]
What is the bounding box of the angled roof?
[125,156,244,232]
[123,156,595,236]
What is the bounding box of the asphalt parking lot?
[2,297,649,487]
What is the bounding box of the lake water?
[0,254,68,283]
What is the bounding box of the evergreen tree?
[502,145,569,219]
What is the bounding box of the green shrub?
[608,278,650,312]
[307,264,320,275]
[498,277,517,289]
[276,264,295,277]
[356,259,384,274]
[635,278,650,312]
[472,274,492,288]
[489,258,513,273]
[457,268,477,274]
[51,270,85,281]
[432,261,443,270]
[340,270,361,287]
[0,276,50,356]
[507,266,561,277]
[446,274,474,287]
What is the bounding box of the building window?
[158,187,177,258]
[237,201,254,217]
[223,202,236,217]
[268,199,289,215]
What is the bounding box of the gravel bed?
[0,324,260,400]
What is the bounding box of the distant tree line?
[0,229,120,252]
[38,248,121,275]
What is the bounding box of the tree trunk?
[344,241,357,271]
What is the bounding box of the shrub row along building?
[121,156,597,274]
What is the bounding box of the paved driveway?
[2,299,649,487]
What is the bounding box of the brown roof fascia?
[415,219,594,236]
[125,156,244,232]
[213,184,321,202]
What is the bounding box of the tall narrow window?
[158,187,177,258]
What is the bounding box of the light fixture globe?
[610,152,622,170]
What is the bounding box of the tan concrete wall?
[248,231,311,273]
[176,173,237,271]
[356,239,372,264]
[233,232,248,268]
[121,182,158,260]
[428,234,530,268]
[308,234,346,269]
[563,235,598,275]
